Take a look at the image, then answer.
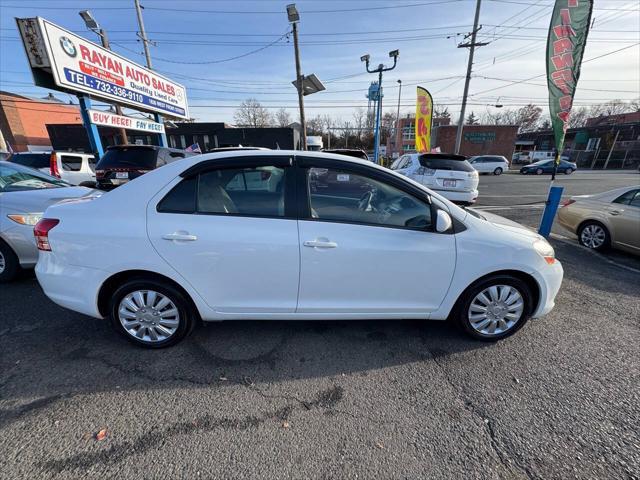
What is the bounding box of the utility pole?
[454,0,487,155]
[290,16,307,150]
[134,0,168,147]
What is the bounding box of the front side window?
[158,165,287,217]
[613,189,639,206]
[630,192,640,208]
[307,167,431,229]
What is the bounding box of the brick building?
[433,124,519,159]
[386,114,450,158]
[0,91,82,152]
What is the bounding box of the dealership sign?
[88,110,165,133]
[16,17,188,119]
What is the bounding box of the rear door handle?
[304,240,338,249]
[162,232,198,241]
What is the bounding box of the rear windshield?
[418,156,474,172]
[97,148,158,169]
[10,153,50,169]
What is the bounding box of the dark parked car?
[95,145,194,190]
[520,159,577,175]
[322,149,369,161]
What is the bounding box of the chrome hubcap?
[0,251,5,274]
[468,285,524,336]
[118,290,180,343]
[581,225,605,249]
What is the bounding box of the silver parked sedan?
[0,161,100,281]
[557,185,640,255]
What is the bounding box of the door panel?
[297,221,455,314]
[608,204,640,250]
[148,214,300,313]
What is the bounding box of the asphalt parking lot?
[1,171,639,479]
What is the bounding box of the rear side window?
[10,153,49,169]
[60,155,82,171]
[613,189,639,205]
[630,192,640,208]
[97,148,158,169]
[418,156,474,172]
[157,165,287,217]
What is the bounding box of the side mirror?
[435,210,453,233]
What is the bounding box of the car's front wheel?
[453,275,533,341]
[493,167,503,175]
[0,240,20,283]
[578,221,610,251]
[109,279,195,348]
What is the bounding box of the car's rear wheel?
[564,168,573,175]
[0,240,20,283]
[493,167,503,175]
[453,275,533,341]
[109,279,195,348]
[536,168,543,175]
[578,221,610,251]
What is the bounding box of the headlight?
[7,213,43,226]
[533,239,556,264]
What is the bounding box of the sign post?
[538,0,593,237]
[78,95,104,159]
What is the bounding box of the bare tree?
[516,104,543,132]
[381,111,396,142]
[567,106,589,128]
[275,108,291,127]
[306,115,324,136]
[352,108,367,145]
[234,98,273,127]
[434,105,451,119]
[589,99,633,117]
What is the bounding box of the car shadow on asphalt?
[0,277,496,428]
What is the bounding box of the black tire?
[493,167,503,175]
[577,221,610,252]
[109,279,196,348]
[564,168,573,175]
[536,168,543,175]
[0,240,21,283]
[452,274,533,342]
[79,181,97,188]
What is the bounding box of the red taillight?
[561,199,575,207]
[33,218,59,251]
[95,169,105,179]
[49,153,60,178]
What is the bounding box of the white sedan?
[468,155,510,175]
[35,151,563,348]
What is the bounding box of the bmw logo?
[59,37,77,57]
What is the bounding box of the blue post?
[154,113,168,147]
[78,95,104,159]
[538,185,564,238]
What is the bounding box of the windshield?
[97,147,158,169]
[9,153,50,169]
[0,163,69,192]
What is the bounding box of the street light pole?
[79,11,127,145]
[454,0,487,155]
[361,50,399,165]
[395,79,402,156]
[287,5,306,150]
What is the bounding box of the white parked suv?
[35,150,563,348]
[468,155,510,175]
[390,153,479,205]
[9,151,96,186]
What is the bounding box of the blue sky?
[1,0,638,124]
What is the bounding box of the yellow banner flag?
[415,86,433,152]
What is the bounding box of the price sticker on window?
[336,174,350,182]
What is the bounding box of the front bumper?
[531,260,564,318]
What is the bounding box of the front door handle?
[304,240,338,249]
[162,232,198,241]
[609,210,621,216]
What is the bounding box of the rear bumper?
[531,260,564,318]
[432,189,479,204]
[1,224,38,267]
[35,253,105,318]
